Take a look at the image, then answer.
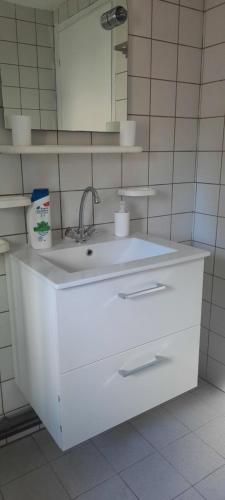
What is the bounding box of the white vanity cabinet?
[7,238,206,451]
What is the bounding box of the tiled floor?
[1,381,225,499]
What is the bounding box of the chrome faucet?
[65,186,101,243]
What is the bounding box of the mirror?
[0,0,128,132]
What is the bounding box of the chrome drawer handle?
[118,355,165,378]
[118,283,166,300]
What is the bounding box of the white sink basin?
[42,237,176,273]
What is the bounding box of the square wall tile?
[40,110,57,129]
[149,152,173,185]
[181,0,203,9]
[148,184,172,217]
[37,24,54,47]
[128,0,152,38]
[2,379,27,413]
[201,81,225,118]
[0,312,11,349]
[22,154,59,192]
[203,44,225,83]
[148,215,171,239]
[173,152,196,183]
[176,83,200,118]
[125,196,148,220]
[128,36,151,78]
[18,43,37,67]
[38,69,56,90]
[171,212,193,242]
[172,183,195,214]
[128,77,150,115]
[0,0,15,18]
[0,155,22,194]
[0,65,19,87]
[150,117,175,151]
[0,346,14,381]
[16,5,35,21]
[152,40,177,81]
[0,41,17,64]
[205,3,225,47]
[36,9,53,25]
[37,46,55,69]
[0,275,8,312]
[94,189,118,224]
[0,18,16,42]
[59,154,92,191]
[209,331,225,366]
[93,154,122,188]
[203,272,213,302]
[194,213,217,245]
[2,86,20,108]
[175,119,198,151]
[197,152,222,184]
[151,80,176,117]
[178,46,201,83]
[211,304,225,337]
[207,357,225,391]
[219,185,225,217]
[0,208,25,237]
[179,7,203,48]
[61,190,93,228]
[215,247,225,280]
[196,184,220,216]
[198,118,224,151]
[17,20,36,44]
[217,217,225,248]
[152,0,179,43]
[212,276,225,309]
[130,115,150,151]
[21,88,39,109]
[122,153,148,187]
[40,90,56,111]
[19,66,38,89]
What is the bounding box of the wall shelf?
[0,196,31,209]
[0,145,142,155]
[118,187,156,197]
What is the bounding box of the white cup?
[120,120,136,147]
[11,115,31,146]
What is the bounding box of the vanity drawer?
[59,326,200,450]
[57,259,204,372]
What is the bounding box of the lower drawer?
[59,326,200,450]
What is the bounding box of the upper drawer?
[57,259,204,372]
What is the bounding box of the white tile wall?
[0,0,204,420]
[194,0,225,390]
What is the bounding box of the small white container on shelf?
[10,115,31,146]
[114,200,130,237]
[120,120,136,147]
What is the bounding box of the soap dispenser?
[114,200,130,237]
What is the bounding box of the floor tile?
[76,476,137,500]
[161,433,224,485]
[0,436,46,485]
[52,441,114,498]
[195,464,225,499]
[175,488,205,499]
[1,464,69,500]
[132,406,189,450]
[195,416,225,457]
[33,430,64,462]
[193,383,225,417]
[93,422,153,472]
[120,452,189,500]
[163,391,219,430]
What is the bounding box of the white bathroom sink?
[42,237,176,273]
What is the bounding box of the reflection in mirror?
[0,0,128,132]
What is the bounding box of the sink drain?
[86,249,93,256]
